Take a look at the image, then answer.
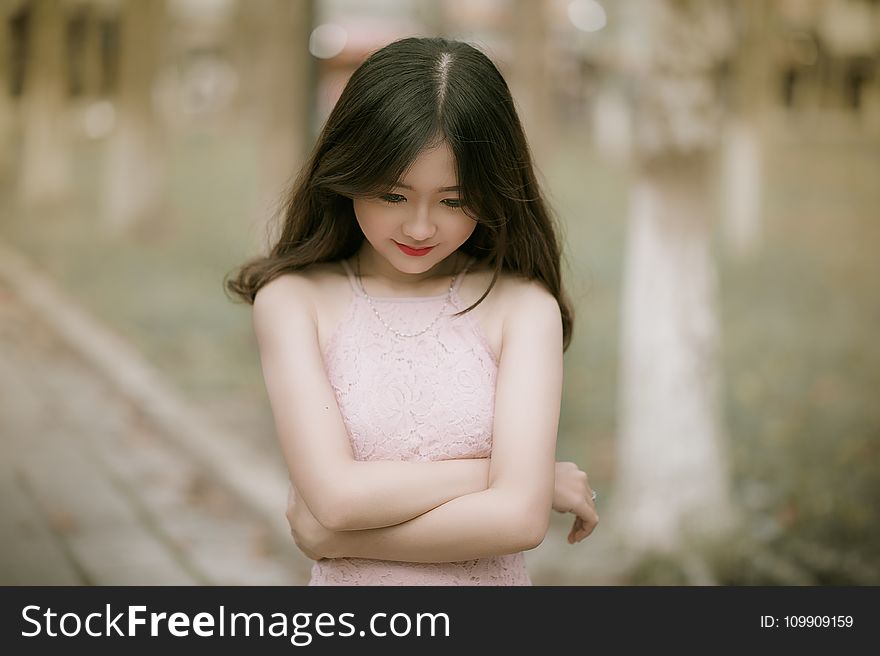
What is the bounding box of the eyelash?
[380,194,462,209]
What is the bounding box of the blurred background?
[1,0,878,586]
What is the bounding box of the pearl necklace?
[355,253,457,339]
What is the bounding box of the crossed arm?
[253,274,563,562]
[288,458,600,562]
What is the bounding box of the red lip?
[395,241,436,257]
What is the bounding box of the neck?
[355,244,464,295]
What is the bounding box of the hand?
[286,485,334,560]
[552,461,599,544]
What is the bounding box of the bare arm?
[293,281,564,561]
[254,275,492,531]
[289,461,600,561]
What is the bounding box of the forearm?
[326,457,490,530]
[326,488,548,563]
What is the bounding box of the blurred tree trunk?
[0,1,18,182]
[510,0,551,166]
[101,0,165,234]
[19,0,70,209]
[234,0,314,247]
[79,2,106,100]
[612,0,740,564]
[721,0,771,259]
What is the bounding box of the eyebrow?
[393,182,461,193]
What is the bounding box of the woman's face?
[352,141,476,281]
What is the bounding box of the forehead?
[397,141,457,187]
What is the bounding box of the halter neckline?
[341,254,477,302]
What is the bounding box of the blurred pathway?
[0,263,311,585]
[0,243,629,586]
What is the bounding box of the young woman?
[226,37,598,585]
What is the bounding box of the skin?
[350,140,477,293]
[288,462,599,560]
[254,140,597,563]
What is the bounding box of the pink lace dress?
[308,254,532,585]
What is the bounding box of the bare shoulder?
[255,261,343,305]
[495,274,560,319]
[252,270,314,323]
[251,262,349,345]
[459,259,560,358]
[495,274,562,344]
[251,265,330,335]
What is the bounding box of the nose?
[401,203,437,243]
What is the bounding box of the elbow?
[519,517,549,552]
[307,463,364,531]
[308,489,354,532]
[313,505,349,532]
[513,504,551,552]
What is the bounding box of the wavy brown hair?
[224,36,573,350]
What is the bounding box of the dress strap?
[339,258,365,297]
[452,255,478,295]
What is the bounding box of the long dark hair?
[225,36,574,350]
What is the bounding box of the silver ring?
[591,490,598,501]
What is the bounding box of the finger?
[567,516,583,544]
[577,515,597,540]
[572,500,598,541]
[578,517,598,541]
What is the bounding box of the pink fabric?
[308,255,531,585]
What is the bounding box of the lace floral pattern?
[309,259,532,586]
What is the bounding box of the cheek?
[352,200,385,237]
[453,215,478,242]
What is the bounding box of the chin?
[392,257,436,274]
[388,247,441,268]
